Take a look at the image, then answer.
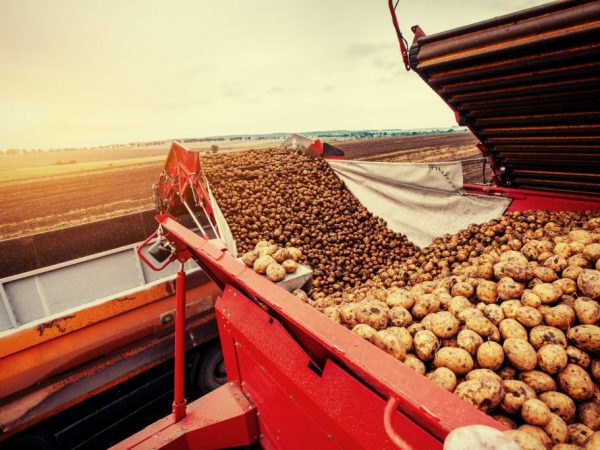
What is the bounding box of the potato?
[372,329,406,360]
[499,366,518,380]
[412,293,440,319]
[504,338,538,371]
[578,270,600,300]
[403,353,426,375]
[448,295,472,316]
[545,255,568,273]
[457,329,484,356]
[584,243,600,262]
[388,306,413,328]
[496,260,535,282]
[454,378,504,412]
[476,280,498,304]
[574,297,600,325]
[517,306,544,328]
[467,315,499,339]
[554,242,573,259]
[485,304,505,326]
[282,259,298,274]
[426,367,457,392]
[492,414,517,430]
[254,240,271,250]
[584,431,600,449]
[433,347,474,376]
[544,413,568,444]
[577,400,600,431]
[530,326,568,350]
[551,443,583,450]
[413,330,439,361]
[567,423,594,446]
[502,300,523,319]
[355,302,389,330]
[534,266,559,283]
[504,430,546,450]
[266,262,286,281]
[253,255,276,274]
[352,323,377,342]
[591,359,600,380]
[523,399,552,426]
[502,380,537,414]
[568,254,590,268]
[500,318,529,341]
[324,306,341,323]
[533,283,563,304]
[386,288,415,309]
[452,281,474,298]
[544,305,575,331]
[557,364,594,401]
[539,391,576,423]
[520,371,557,394]
[272,248,290,263]
[563,265,584,281]
[386,326,413,352]
[286,247,302,261]
[429,311,460,338]
[567,325,600,352]
[467,368,502,382]
[340,303,358,328]
[522,290,543,308]
[566,346,591,369]
[292,288,309,303]
[477,341,505,370]
[258,245,278,257]
[538,345,569,375]
[518,425,553,449]
[407,322,426,336]
[241,250,259,267]
[570,230,594,245]
[498,278,525,301]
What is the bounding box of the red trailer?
[115,1,600,448]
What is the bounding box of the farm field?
[0,132,485,240]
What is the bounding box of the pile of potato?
[203,148,418,296]
[305,220,600,449]
[241,240,303,282]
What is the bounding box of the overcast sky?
[0,0,548,149]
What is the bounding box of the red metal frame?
[387,0,411,71]
[172,268,187,422]
[464,184,600,211]
[119,216,504,449]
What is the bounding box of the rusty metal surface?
[410,0,600,194]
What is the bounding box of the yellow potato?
[533,283,563,304]
[266,262,286,282]
[567,423,594,446]
[386,326,413,352]
[543,305,575,331]
[426,367,457,392]
[498,278,525,301]
[466,315,498,339]
[574,297,600,325]
[522,399,552,426]
[388,306,413,328]
[557,364,594,401]
[457,329,484,356]
[501,300,523,319]
[567,325,600,352]
[578,270,600,300]
[577,400,600,431]
[492,414,517,430]
[352,323,377,342]
[516,306,543,328]
[292,289,309,303]
[413,330,439,361]
[500,318,529,341]
[282,259,298,274]
[530,326,567,350]
[451,281,474,298]
[519,371,557,394]
[253,255,276,274]
[372,329,406,360]
[539,391,576,423]
[476,279,498,304]
[504,338,538,371]
[518,424,553,449]
[502,380,537,414]
[466,368,502,383]
[411,293,440,319]
[584,431,600,450]
[484,304,505,326]
[566,346,591,369]
[522,290,543,308]
[477,341,505,371]
[448,295,473,317]
[429,311,460,338]
[504,430,545,450]
[454,378,504,412]
[537,344,569,375]
[403,353,426,375]
[433,347,474,376]
[543,413,568,444]
[355,301,389,330]
[386,289,415,309]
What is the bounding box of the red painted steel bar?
[172,266,187,422]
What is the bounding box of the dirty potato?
[567,325,600,352]
[477,341,505,371]
[557,364,594,401]
[522,398,552,426]
[352,323,377,342]
[457,329,484,356]
[429,311,460,338]
[502,380,537,414]
[516,306,543,328]
[519,371,557,394]
[413,330,439,361]
[372,329,406,360]
[403,353,426,375]
[539,391,576,423]
[433,347,474,376]
[543,413,568,444]
[426,367,457,392]
[530,326,568,349]
[574,297,600,324]
[454,378,505,412]
[504,338,538,371]
[538,344,569,375]
[543,304,575,330]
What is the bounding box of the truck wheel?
[196,341,227,393]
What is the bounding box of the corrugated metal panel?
[409,0,600,194]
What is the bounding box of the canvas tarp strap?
[327,160,512,248]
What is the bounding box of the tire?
[196,341,227,393]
